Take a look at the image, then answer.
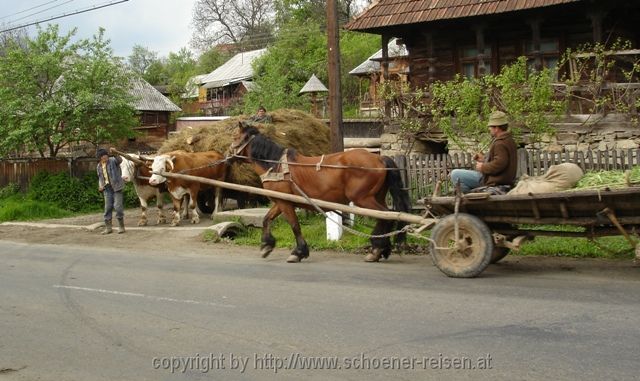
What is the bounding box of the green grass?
[517,236,634,259]
[0,195,72,222]
[232,213,373,251]
[230,214,636,259]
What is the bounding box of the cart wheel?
[491,247,510,264]
[196,188,215,214]
[430,213,493,278]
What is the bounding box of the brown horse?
[229,122,411,263]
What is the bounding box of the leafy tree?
[0,25,138,157]
[429,56,565,152]
[243,12,378,115]
[242,18,326,113]
[164,48,198,100]
[128,44,159,77]
[196,47,232,74]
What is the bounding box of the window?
[460,46,492,79]
[525,38,560,75]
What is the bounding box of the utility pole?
[326,0,344,152]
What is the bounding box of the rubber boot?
[117,218,125,234]
[101,220,113,235]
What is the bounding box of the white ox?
[149,150,226,226]
[120,154,168,226]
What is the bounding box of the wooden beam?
[326,0,344,153]
[157,171,434,226]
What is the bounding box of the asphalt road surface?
[1,239,639,380]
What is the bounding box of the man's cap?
[488,110,508,127]
[96,148,108,159]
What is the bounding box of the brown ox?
[149,150,226,226]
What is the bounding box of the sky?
[0,0,198,58]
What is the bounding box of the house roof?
[299,74,328,93]
[345,0,583,32]
[130,76,181,112]
[200,48,266,89]
[349,38,409,76]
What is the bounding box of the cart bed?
[423,187,640,226]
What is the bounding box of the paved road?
[1,240,639,380]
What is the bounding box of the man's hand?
[474,152,485,162]
[475,162,483,171]
[99,186,104,192]
[109,147,117,154]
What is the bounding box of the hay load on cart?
[159,109,330,209]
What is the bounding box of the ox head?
[149,155,175,185]
[119,155,138,183]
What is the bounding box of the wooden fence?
[396,148,640,202]
[2,148,640,202]
[0,157,96,191]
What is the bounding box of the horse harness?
[260,149,291,183]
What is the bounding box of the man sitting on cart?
[450,110,517,194]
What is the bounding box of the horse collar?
[260,149,290,183]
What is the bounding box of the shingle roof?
[200,48,266,89]
[345,0,583,32]
[349,38,409,75]
[130,77,181,112]
[299,74,328,93]
[130,76,181,112]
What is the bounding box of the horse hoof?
[286,255,301,263]
[365,252,381,262]
[260,246,274,258]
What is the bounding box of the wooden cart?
[157,171,640,278]
[422,187,640,277]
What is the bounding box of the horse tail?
[382,156,412,245]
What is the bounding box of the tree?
[243,7,378,115]
[127,44,159,77]
[0,25,138,157]
[197,46,232,74]
[191,0,275,51]
[164,48,198,101]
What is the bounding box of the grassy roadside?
[223,213,637,259]
[2,181,635,260]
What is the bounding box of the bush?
[27,171,138,212]
[0,183,21,199]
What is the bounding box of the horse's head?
[229,121,260,158]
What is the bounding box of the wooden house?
[123,76,181,151]
[346,0,640,153]
[197,49,266,116]
[349,38,410,117]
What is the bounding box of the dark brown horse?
[229,122,411,263]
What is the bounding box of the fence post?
[517,148,528,178]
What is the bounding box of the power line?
[0,0,129,34]
[9,0,76,24]
[0,0,63,21]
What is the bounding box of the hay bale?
[159,109,330,187]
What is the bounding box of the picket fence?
[395,148,640,202]
[2,149,640,203]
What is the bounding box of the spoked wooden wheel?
[430,213,493,278]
